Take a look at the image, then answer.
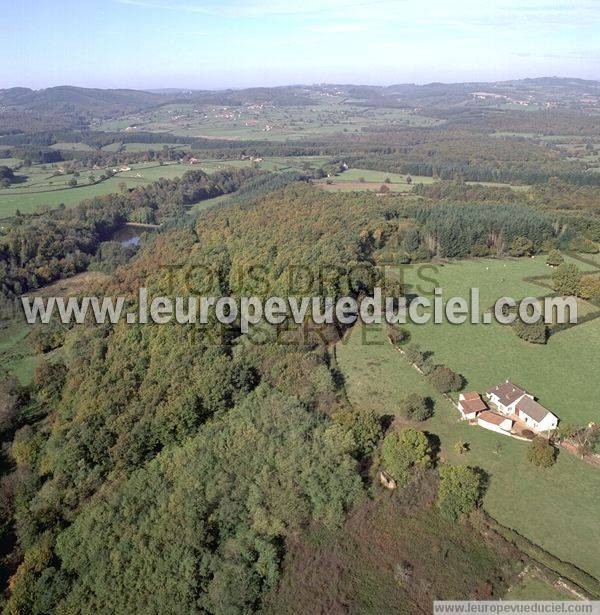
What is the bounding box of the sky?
[2,0,600,89]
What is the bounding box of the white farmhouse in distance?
[487,380,558,433]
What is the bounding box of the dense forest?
[1,184,532,612]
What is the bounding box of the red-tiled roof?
[460,397,487,414]
[462,391,482,401]
[478,411,512,427]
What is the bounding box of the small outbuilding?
[477,411,514,434]
[458,392,487,420]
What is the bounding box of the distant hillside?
[0,85,168,117]
[0,86,176,134]
[0,85,315,133]
[2,78,600,135]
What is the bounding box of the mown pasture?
[336,257,600,578]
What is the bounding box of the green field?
[336,257,600,579]
[317,168,528,193]
[508,569,578,601]
[397,256,600,425]
[317,168,435,192]
[49,142,96,152]
[0,320,38,384]
[98,99,444,141]
[0,161,242,218]
[99,142,193,153]
[0,154,339,218]
[0,157,24,167]
[256,155,331,172]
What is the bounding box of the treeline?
[0,166,261,297]
[413,180,520,204]
[217,170,309,208]
[409,203,554,257]
[413,179,600,245]
[341,128,600,186]
[350,153,600,186]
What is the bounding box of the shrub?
[419,355,436,375]
[569,237,599,254]
[552,264,581,296]
[579,276,600,301]
[546,249,564,267]
[334,409,382,458]
[387,326,410,346]
[470,244,491,257]
[509,236,534,257]
[399,394,433,421]
[403,343,425,366]
[380,428,431,486]
[512,317,548,344]
[410,246,431,261]
[454,441,469,455]
[428,366,464,393]
[527,436,557,468]
[437,465,484,521]
[378,184,390,194]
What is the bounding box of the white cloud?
[308,23,368,33]
[115,0,405,18]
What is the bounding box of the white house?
[487,380,531,414]
[477,411,514,434]
[487,380,558,433]
[458,392,487,420]
[515,396,558,433]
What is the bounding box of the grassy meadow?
[0,320,38,384]
[508,569,578,601]
[0,272,111,383]
[0,159,258,218]
[336,257,600,579]
[0,154,336,218]
[317,167,435,192]
[396,256,600,425]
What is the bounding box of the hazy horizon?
[3,0,599,90]
[3,75,600,93]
